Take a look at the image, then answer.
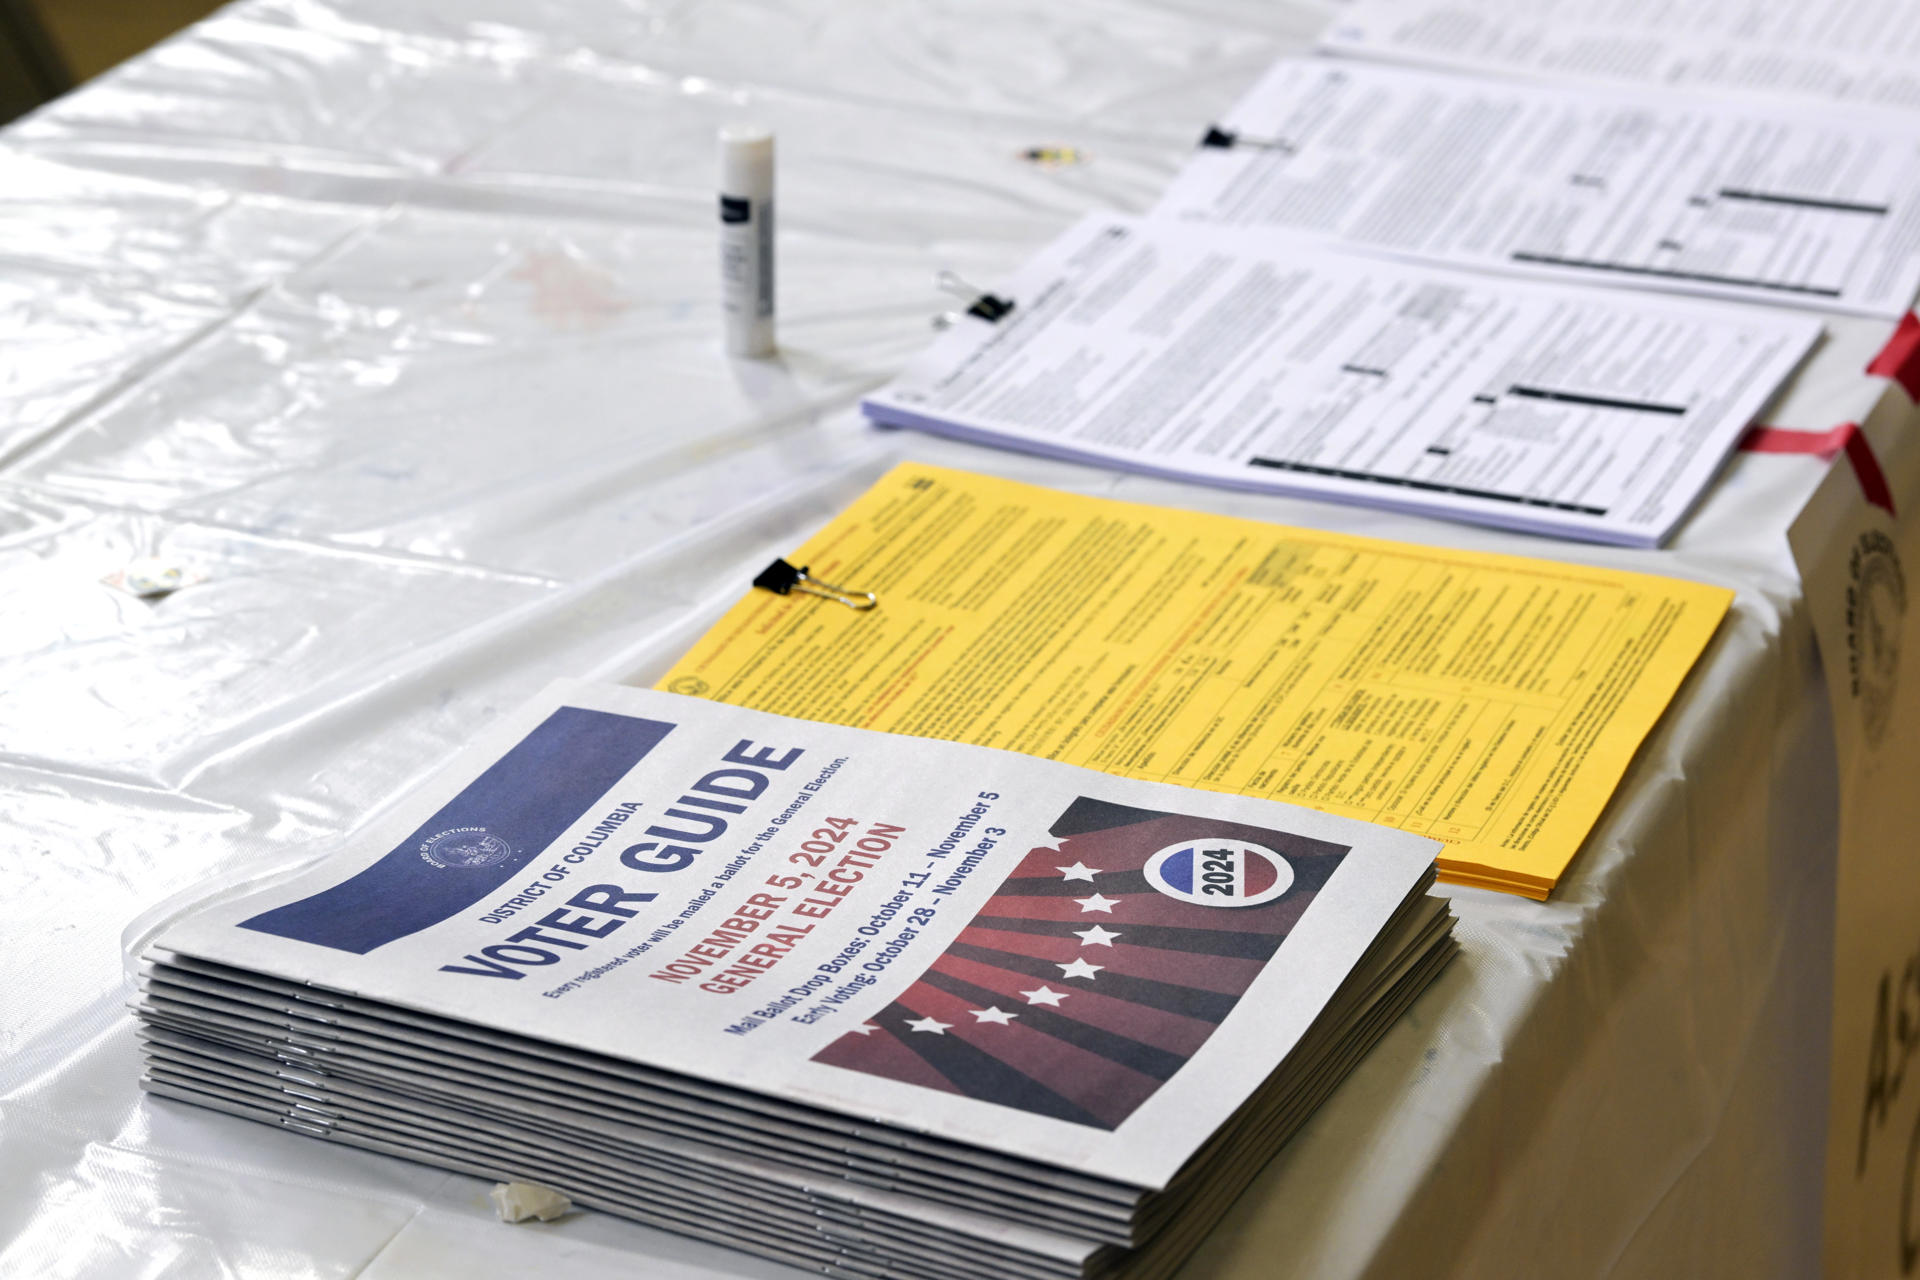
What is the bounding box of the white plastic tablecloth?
[0,2,1900,1275]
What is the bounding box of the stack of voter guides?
[134,680,1455,1280]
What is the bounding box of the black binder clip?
[933,270,1016,330]
[1199,124,1292,153]
[752,558,877,611]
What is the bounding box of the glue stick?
[719,124,775,357]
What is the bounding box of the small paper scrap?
[489,1181,572,1223]
[102,558,207,600]
[1020,145,1087,167]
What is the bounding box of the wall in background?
[37,0,222,81]
[2,0,220,119]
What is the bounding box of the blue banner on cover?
[239,706,674,953]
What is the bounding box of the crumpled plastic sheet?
[0,0,1897,1275]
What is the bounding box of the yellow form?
[659,464,1731,898]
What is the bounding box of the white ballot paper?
[1158,58,1920,319]
[864,214,1821,546]
[1321,0,1920,112]
[138,679,1451,1279]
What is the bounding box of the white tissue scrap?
[489,1181,572,1222]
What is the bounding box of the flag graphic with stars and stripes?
[810,796,1350,1129]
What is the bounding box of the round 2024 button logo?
[419,826,512,870]
[1144,838,1293,907]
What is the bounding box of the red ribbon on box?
[1867,311,1920,401]
[1739,421,1895,516]
[1741,422,1856,460]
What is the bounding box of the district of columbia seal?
[419,826,512,870]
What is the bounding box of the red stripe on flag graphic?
[926,950,1218,1057]
[952,924,1270,992]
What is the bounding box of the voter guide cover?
[154,679,1438,1190]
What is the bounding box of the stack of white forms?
[864,214,1820,547]
[134,681,1453,1280]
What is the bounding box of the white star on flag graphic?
[1056,861,1099,882]
[905,1015,952,1035]
[1075,924,1120,947]
[970,1006,1018,1025]
[1021,986,1068,1007]
[848,1022,881,1035]
[1075,893,1119,913]
[1057,957,1104,980]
